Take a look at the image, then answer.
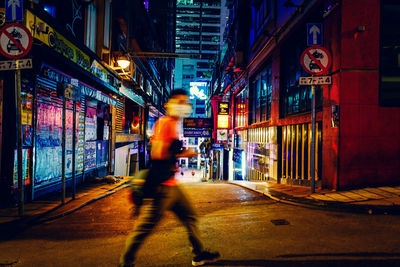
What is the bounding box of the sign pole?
[310,82,316,193]
[61,89,66,204]
[15,69,23,216]
[72,101,76,199]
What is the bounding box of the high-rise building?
[174,0,229,117]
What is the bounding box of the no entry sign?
[300,46,332,75]
[0,22,32,59]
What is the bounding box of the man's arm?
[176,149,198,158]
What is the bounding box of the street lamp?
[117,55,130,69]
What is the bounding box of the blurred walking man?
[119,89,220,267]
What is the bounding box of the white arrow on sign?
[8,0,20,21]
[309,25,320,45]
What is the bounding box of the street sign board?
[183,128,212,138]
[5,0,22,22]
[0,58,31,70]
[183,118,213,129]
[307,23,323,46]
[299,76,332,85]
[300,46,332,75]
[0,22,32,59]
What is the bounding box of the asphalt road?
[1,182,400,267]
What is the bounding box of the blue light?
[241,151,246,179]
[44,5,56,17]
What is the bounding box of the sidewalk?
[230,181,400,215]
[0,176,130,239]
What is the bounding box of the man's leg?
[119,195,166,266]
[170,186,203,255]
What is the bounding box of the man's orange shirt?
[150,116,179,186]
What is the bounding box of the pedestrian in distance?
[119,89,220,267]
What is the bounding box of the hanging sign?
[218,102,229,115]
[300,46,332,75]
[0,22,32,59]
[217,129,228,142]
[217,114,229,129]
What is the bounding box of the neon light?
[190,82,208,100]
[217,115,229,128]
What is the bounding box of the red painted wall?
[322,3,341,190]
[338,0,400,188]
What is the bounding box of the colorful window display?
[85,104,97,141]
[32,66,115,189]
[35,101,63,186]
[77,113,85,172]
[85,141,97,170]
[34,77,85,187]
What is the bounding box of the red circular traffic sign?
[0,22,33,59]
[300,46,332,75]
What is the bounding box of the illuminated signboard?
[217,114,229,129]
[183,118,213,128]
[217,129,228,141]
[218,102,229,115]
[183,128,212,138]
[190,81,208,100]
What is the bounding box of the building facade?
[211,0,400,190]
[0,0,175,207]
[174,0,228,93]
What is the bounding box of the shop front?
[246,127,279,182]
[210,143,224,180]
[231,129,247,180]
[0,8,121,203]
[32,65,117,198]
[114,85,146,176]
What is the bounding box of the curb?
[228,182,400,215]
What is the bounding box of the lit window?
[103,0,111,48]
[85,4,96,52]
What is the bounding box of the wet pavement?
[1,181,400,266]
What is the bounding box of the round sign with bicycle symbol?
[300,46,332,75]
[0,22,33,59]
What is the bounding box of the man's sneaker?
[192,250,220,266]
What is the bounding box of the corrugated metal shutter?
[115,97,125,133]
